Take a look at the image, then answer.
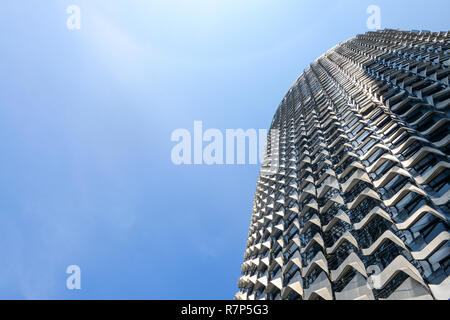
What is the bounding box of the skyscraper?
[236,29,450,300]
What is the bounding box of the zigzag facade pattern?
[236,29,450,300]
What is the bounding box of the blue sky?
[0,0,448,299]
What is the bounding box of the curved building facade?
[236,29,450,300]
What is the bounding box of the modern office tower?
[236,29,450,300]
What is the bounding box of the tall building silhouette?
[236,29,450,300]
